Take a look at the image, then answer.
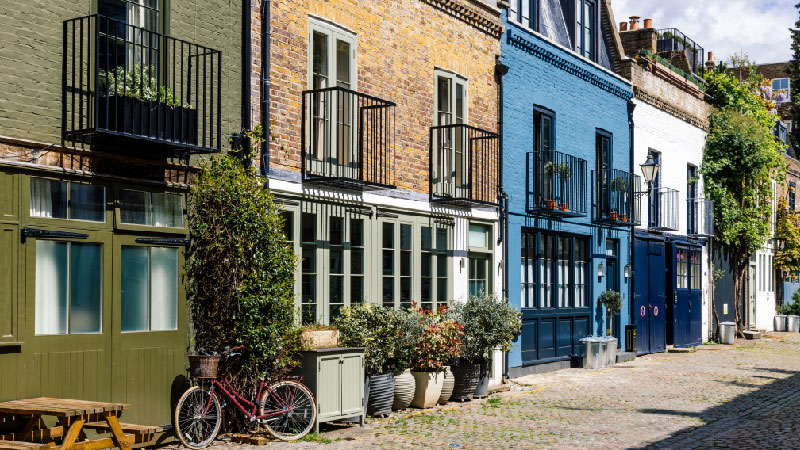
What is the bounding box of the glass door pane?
[70,243,102,333]
[150,247,178,331]
[311,32,329,160]
[121,246,150,332]
[35,240,69,335]
[336,40,352,168]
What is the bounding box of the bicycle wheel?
[259,380,317,441]
[174,385,223,449]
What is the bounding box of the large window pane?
[35,240,68,334]
[70,183,105,222]
[400,224,412,308]
[70,244,102,333]
[382,223,395,308]
[150,247,178,331]
[152,193,183,227]
[469,224,488,248]
[301,213,317,324]
[119,190,151,225]
[30,178,68,219]
[121,247,149,332]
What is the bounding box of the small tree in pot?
[335,304,397,417]
[448,294,522,399]
[409,306,463,408]
[598,290,622,336]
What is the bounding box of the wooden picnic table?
[0,398,159,450]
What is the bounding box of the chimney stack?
[705,51,716,71]
[643,18,653,29]
[620,21,628,31]
[629,16,641,30]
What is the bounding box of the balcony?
[592,169,641,227]
[688,198,714,237]
[63,15,222,153]
[656,28,705,75]
[526,151,588,218]
[429,124,499,207]
[301,87,396,191]
[648,187,679,231]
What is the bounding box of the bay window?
[521,230,589,310]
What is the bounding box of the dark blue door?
[670,244,703,348]
[689,249,703,346]
[633,239,650,354]
[633,236,667,354]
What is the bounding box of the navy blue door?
[688,249,703,346]
[633,239,650,353]
[670,244,703,348]
[633,237,667,354]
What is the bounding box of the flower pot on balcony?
[437,366,455,405]
[545,200,557,209]
[97,96,198,146]
[449,363,480,401]
[411,371,444,409]
[559,203,569,212]
[366,372,394,417]
[620,215,628,222]
[392,369,415,410]
[609,211,619,221]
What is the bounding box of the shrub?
[598,290,623,311]
[783,291,800,315]
[409,307,463,372]
[334,303,397,375]
[187,137,302,404]
[447,294,521,364]
[389,308,424,372]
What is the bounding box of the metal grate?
[688,198,714,237]
[656,28,705,75]
[649,187,679,231]
[592,168,641,227]
[527,150,588,218]
[429,124,500,207]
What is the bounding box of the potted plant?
[334,303,397,417]
[391,308,422,411]
[300,323,340,349]
[598,290,622,336]
[543,161,557,209]
[448,294,521,399]
[557,162,572,211]
[409,307,463,408]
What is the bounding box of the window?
[687,165,698,234]
[676,249,688,289]
[533,107,554,155]
[508,0,538,31]
[434,71,468,194]
[98,0,162,71]
[30,178,105,222]
[350,219,365,307]
[119,189,183,227]
[772,78,791,101]
[329,217,345,318]
[421,226,449,311]
[775,121,788,145]
[690,250,701,290]
[468,224,492,297]
[301,213,317,324]
[382,222,395,308]
[521,231,589,309]
[647,151,662,228]
[400,224,413,308]
[121,246,178,332]
[35,241,102,335]
[574,0,597,61]
[595,131,611,218]
[605,238,619,293]
[790,182,796,211]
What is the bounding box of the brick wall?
[619,28,656,57]
[264,0,502,194]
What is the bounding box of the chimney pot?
[629,16,641,30]
[644,18,653,29]
[708,51,714,62]
[620,21,628,31]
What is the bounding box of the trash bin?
[774,315,787,332]
[787,315,800,333]
[580,337,605,369]
[625,325,637,353]
[605,337,618,367]
[719,322,736,344]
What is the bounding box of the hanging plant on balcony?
[557,162,572,211]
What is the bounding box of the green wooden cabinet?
[297,348,365,432]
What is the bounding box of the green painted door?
[111,235,188,426]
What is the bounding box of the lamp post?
[636,152,660,225]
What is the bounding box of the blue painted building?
[499,0,635,376]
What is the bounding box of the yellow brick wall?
[266,0,502,194]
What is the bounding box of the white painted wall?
[631,100,713,341]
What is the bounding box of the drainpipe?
[495,54,510,379]
[628,99,636,339]
[241,0,252,152]
[261,0,272,181]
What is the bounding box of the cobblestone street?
[183,333,800,449]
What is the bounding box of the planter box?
[301,329,340,349]
[411,371,444,409]
[97,96,198,145]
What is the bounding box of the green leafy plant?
[638,49,706,89]
[409,307,463,372]
[447,294,522,364]
[389,307,424,372]
[775,198,800,285]
[610,176,629,192]
[782,291,800,315]
[187,127,302,430]
[98,64,192,108]
[334,303,398,375]
[598,290,622,311]
[557,162,572,179]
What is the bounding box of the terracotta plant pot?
[301,329,339,349]
[609,212,619,220]
[450,363,480,401]
[392,369,415,410]
[366,372,394,417]
[620,215,628,222]
[474,359,492,398]
[411,371,444,409]
[559,203,569,211]
[437,366,455,405]
[545,200,557,209]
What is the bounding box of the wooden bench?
[0,441,51,450]
[82,422,163,436]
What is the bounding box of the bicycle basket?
[188,355,220,379]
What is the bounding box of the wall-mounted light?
[597,262,605,278]
[624,264,631,278]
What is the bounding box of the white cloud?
[610,0,796,65]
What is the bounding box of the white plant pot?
[438,366,455,404]
[411,371,444,409]
[392,369,415,410]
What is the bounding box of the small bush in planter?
[408,306,463,408]
[598,290,623,312]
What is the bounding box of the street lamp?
[640,152,659,189]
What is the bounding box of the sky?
[612,0,797,65]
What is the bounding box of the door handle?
[674,293,677,305]
[648,304,652,309]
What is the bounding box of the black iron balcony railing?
[649,187,679,231]
[656,28,704,75]
[527,151,587,217]
[63,15,222,153]
[301,86,395,190]
[429,124,499,207]
[688,198,714,237]
[592,168,641,226]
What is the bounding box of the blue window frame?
[574,0,596,61]
[687,165,697,234]
[509,0,539,31]
[647,151,661,228]
[595,130,612,218]
[533,105,555,155]
[790,182,796,211]
[773,78,791,101]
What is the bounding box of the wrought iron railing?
[301,86,395,189]
[430,124,499,206]
[649,187,679,231]
[592,168,641,226]
[63,15,222,152]
[656,28,704,75]
[688,198,714,237]
[527,150,587,217]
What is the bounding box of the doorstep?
[616,351,636,363]
[667,346,696,353]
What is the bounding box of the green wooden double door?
[0,171,188,426]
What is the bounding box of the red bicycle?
[174,346,316,448]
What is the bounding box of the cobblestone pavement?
[164,333,800,449]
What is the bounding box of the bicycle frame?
[199,376,304,422]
